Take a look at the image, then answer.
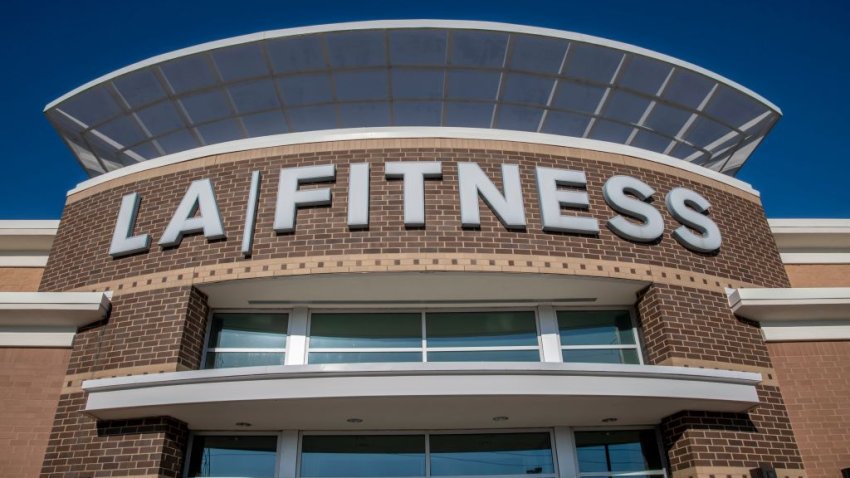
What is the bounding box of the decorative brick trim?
[68,253,761,297]
[658,357,779,387]
[61,362,191,394]
[65,138,760,204]
[671,467,807,478]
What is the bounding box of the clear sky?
[1,0,847,219]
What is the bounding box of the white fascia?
[728,287,850,341]
[768,219,850,264]
[0,291,112,347]
[0,220,59,267]
[66,127,760,197]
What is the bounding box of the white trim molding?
[0,220,59,267]
[67,127,760,197]
[769,218,850,264]
[728,287,850,341]
[81,362,760,429]
[0,291,112,347]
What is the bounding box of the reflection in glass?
[300,435,426,477]
[430,433,554,475]
[428,350,540,362]
[187,435,277,477]
[309,351,422,364]
[557,311,635,346]
[562,349,639,365]
[427,311,537,347]
[205,351,284,368]
[208,314,288,349]
[575,430,663,473]
[310,313,421,348]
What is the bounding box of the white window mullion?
[537,305,563,363]
[285,308,309,365]
[277,430,299,478]
[554,427,579,478]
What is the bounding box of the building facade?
[0,20,847,478]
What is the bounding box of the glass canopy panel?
[160,55,218,94]
[392,69,444,99]
[618,55,671,95]
[449,30,508,68]
[113,69,167,109]
[212,43,269,81]
[389,29,447,65]
[335,70,387,101]
[229,79,280,114]
[326,30,386,68]
[47,23,780,177]
[509,35,568,74]
[279,74,333,106]
[564,43,623,84]
[501,73,555,105]
[267,35,327,73]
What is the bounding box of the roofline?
[0,220,60,236]
[44,19,781,115]
[768,218,850,235]
[64,127,761,197]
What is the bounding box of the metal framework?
[45,20,781,177]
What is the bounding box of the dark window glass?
[557,311,635,346]
[575,430,663,473]
[428,350,540,362]
[186,435,277,477]
[309,351,422,364]
[208,314,288,349]
[426,311,537,347]
[205,351,285,368]
[430,433,554,475]
[300,435,426,477]
[562,349,640,365]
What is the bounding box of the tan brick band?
[61,362,191,394]
[65,137,760,204]
[658,357,779,387]
[672,467,806,478]
[68,252,760,297]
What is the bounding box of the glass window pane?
[575,430,663,473]
[604,91,651,124]
[552,81,606,114]
[630,130,671,153]
[300,435,425,477]
[618,56,671,95]
[444,102,493,128]
[564,44,622,84]
[212,43,268,81]
[157,129,200,154]
[114,69,167,108]
[209,313,288,349]
[181,90,232,124]
[243,110,288,137]
[187,435,277,478]
[643,103,691,137]
[588,119,633,143]
[447,70,501,100]
[430,433,554,475]
[335,71,388,101]
[339,102,391,128]
[562,349,639,365]
[392,69,444,100]
[205,351,285,369]
[426,311,537,347]
[309,351,422,364]
[196,118,244,144]
[501,73,555,105]
[137,101,185,136]
[662,70,713,109]
[267,35,326,73]
[229,79,280,114]
[394,102,442,126]
[428,350,540,362]
[287,105,337,131]
[558,310,635,346]
[161,55,217,95]
[541,111,591,136]
[310,313,421,348]
[326,30,386,68]
[279,74,333,106]
[495,105,543,132]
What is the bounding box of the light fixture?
[492,416,509,422]
[601,417,618,423]
[235,422,252,427]
[346,418,364,423]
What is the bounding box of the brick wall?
[784,263,850,287]
[768,341,850,478]
[0,267,44,291]
[0,348,70,478]
[37,140,801,476]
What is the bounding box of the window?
[204,313,288,369]
[307,311,540,364]
[574,430,664,477]
[299,432,555,477]
[186,435,277,477]
[557,310,641,364]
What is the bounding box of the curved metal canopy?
[45,20,780,177]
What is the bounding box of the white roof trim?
[769,218,850,235]
[66,127,760,197]
[728,287,850,341]
[82,362,761,426]
[45,19,780,113]
[0,291,112,329]
[0,220,59,236]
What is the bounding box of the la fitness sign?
[108,162,722,258]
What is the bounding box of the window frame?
[201,308,293,369]
[554,307,644,365]
[183,430,284,478]
[304,307,544,364]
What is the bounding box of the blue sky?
[1,0,847,218]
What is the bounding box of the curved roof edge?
[65,127,760,197]
[45,19,781,114]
